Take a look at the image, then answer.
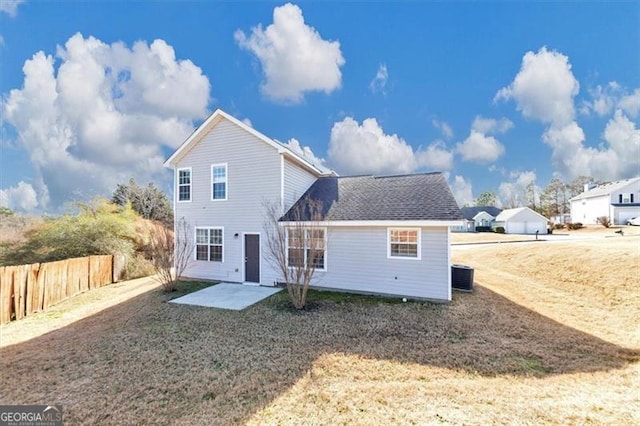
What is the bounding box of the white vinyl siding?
[387,228,421,259]
[313,226,450,301]
[174,119,282,284]
[177,168,191,202]
[211,163,228,201]
[283,158,318,210]
[195,227,223,262]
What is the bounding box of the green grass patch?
[169,280,219,298]
[265,287,415,312]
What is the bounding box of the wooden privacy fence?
[0,255,114,325]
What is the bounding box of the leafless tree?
[149,217,193,292]
[263,198,325,309]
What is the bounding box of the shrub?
[0,199,137,266]
[566,222,583,230]
[596,216,611,228]
[475,226,492,232]
[554,223,565,230]
[493,226,505,234]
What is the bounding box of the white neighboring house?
[570,177,640,225]
[163,109,464,301]
[452,206,502,232]
[494,207,548,234]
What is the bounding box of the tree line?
[474,176,602,218]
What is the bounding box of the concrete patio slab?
[169,283,282,311]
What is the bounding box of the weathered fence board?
[0,267,13,324]
[0,255,113,324]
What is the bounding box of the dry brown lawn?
[1,236,639,425]
[451,224,640,244]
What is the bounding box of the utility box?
[451,264,474,292]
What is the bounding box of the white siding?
[312,226,451,301]
[571,195,610,224]
[174,119,282,285]
[283,158,318,210]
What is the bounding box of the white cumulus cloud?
[456,131,505,164]
[0,181,38,211]
[456,116,510,164]
[282,137,328,170]
[450,175,474,207]
[328,117,453,175]
[498,46,639,182]
[580,83,640,118]
[235,3,345,104]
[328,117,416,175]
[1,32,211,209]
[471,116,513,134]
[495,46,579,126]
[497,170,538,208]
[617,88,640,118]
[0,0,25,17]
[416,141,454,171]
[369,64,388,95]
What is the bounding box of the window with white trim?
[388,228,421,259]
[211,164,227,200]
[195,227,223,262]
[287,228,326,270]
[177,168,191,202]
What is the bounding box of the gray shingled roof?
[570,177,640,201]
[460,206,502,220]
[281,172,464,222]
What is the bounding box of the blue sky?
[1,1,638,212]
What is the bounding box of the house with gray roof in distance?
[164,109,463,302]
[452,206,502,232]
[570,177,640,225]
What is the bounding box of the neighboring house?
[164,109,463,301]
[570,177,640,225]
[494,207,548,234]
[453,206,502,232]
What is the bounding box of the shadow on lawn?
[0,282,637,424]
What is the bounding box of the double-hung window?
[388,228,421,259]
[177,168,191,202]
[287,228,326,270]
[211,164,227,201]
[195,227,223,262]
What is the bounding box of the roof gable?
[495,207,548,222]
[472,211,496,221]
[460,206,502,220]
[571,177,640,201]
[282,172,463,222]
[163,109,328,175]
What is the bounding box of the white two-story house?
[164,109,463,301]
[570,177,640,225]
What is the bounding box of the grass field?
[1,237,638,424]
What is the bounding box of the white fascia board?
[279,220,464,227]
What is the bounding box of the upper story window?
[177,168,191,202]
[619,193,634,204]
[195,227,223,262]
[388,228,421,260]
[287,228,326,270]
[211,164,227,201]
